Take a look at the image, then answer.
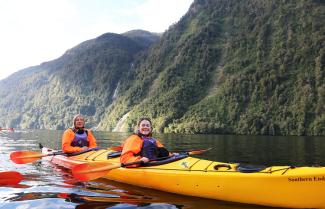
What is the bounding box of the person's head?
[73,114,85,129]
[137,117,152,137]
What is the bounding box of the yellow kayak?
[43,147,325,208]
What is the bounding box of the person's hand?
[81,146,88,151]
[140,157,149,163]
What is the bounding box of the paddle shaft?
[72,148,211,181]
[78,160,144,174]
[108,148,211,159]
[80,148,211,173]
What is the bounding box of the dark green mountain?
[97,0,325,135]
[0,30,160,129]
[0,0,324,136]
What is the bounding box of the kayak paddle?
[72,148,212,181]
[10,150,66,164]
[10,146,123,164]
[0,171,23,185]
[180,148,212,155]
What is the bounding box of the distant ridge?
[0,30,160,130]
[0,0,324,136]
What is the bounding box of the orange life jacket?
[120,134,164,166]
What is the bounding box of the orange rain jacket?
[120,134,164,166]
[62,128,97,153]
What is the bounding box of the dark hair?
[137,117,153,137]
[137,117,152,127]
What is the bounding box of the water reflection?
[0,130,324,208]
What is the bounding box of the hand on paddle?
[140,157,149,163]
[80,146,89,152]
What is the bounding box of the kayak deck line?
[84,150,108,161]
[112,164,296,174]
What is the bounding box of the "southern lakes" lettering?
[288,176,325,182]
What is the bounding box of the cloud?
[128,0,193,32]
[0,0,78,79]
[0,0,193,80]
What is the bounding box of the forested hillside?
[0,0,324,136]
[98,0,325,135]
[0,30,160,129]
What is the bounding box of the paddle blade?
[187,148,212,155]
[72,162,121,181]
[10,151,42,164]
[0,171,23,185]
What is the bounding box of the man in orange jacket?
[62,114,97,153]
[120,117,170,166]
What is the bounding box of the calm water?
[1,129,325,209]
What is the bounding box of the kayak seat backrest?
[236,163,267,173]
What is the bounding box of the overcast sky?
[0,0,193,80]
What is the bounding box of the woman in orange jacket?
[62,114,97,153]
[120,117,170,166]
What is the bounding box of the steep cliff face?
[168,0,325,136]
[99,0,325,135]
